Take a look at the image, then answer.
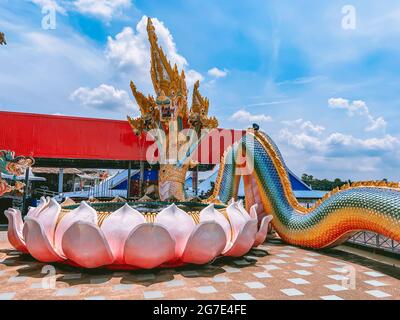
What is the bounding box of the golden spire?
[179,70,187,97]
[128,17,217,134]
[146,18,188,103]
[189,80,218,130]
[191,80,209,113]
[130,80,156,115]
[147,17,174,95]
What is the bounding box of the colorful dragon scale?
[210,129,400,249]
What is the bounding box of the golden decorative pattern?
[158,164,188,184]
[128,17,218,136]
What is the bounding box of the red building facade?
[0,111,244,169]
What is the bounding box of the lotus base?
[4,198,273,270]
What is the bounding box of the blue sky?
[1,0,400,181]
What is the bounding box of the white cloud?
[185,69,204,87]
[106,26,149,75]
[208,67,228,78]
[282,118,325,135]
[366,116,386,132]
[31,0,67,14]
[0,23,112,117]
[328,98,387,132]
[278,128,323,152]
[278,127,399,157]
[230,110,272,123]
[325,133,399,156]
[277,113,400,178]
[106,16,202,88]
[74,0,131,20]
[70,84,137,114]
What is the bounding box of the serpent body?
[210,130,400,248]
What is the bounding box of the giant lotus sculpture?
[4,18,400,270]
[5,199,271,269]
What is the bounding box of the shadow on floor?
[0,248,269,287]
[321,248,400,280]
[263,241,400,279]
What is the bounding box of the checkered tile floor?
[0,231,399,300]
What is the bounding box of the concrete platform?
[0,231,398,300]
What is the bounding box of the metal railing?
[34,188,59,198]
[347,231,400,255]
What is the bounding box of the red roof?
[0,111,244,165]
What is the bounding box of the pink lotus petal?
[253,215,273,247]
[62,221,114,268]
[124,223,175,269]
[101,204,146,264]
[182,222,226,264]
[34,198,61,243]
[223,219,258,257]
[237,200,251,221]
[199,204,231,251]
[26,197,49,218]
[23,218,64,262]
[225,202,247,244]
[155,204,195,258]
[54,202,97,256]
[4,208,27,253]
[249,204,258,220]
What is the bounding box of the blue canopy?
[112,170,158,190]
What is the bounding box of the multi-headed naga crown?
[127,18,218,135]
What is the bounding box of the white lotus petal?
[182,222,226,264]
[101,204,146,264]
[4,208,26,252]
[124,223,175,269]
[199,204,231,251]
[23,217,64,262]
[26,196,48,219]
[223,219,258,257]
[236,200,252,221]
[54,202,97,256]
[226,202,247,244]
[249,204,258,220]
[62,221,114,268]
[34,198,61,243]
[155,204,195,258]
[253,215,273,247]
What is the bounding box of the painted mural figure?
[0,151,34,196]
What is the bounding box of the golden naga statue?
[0,32,6,46]
[128,18,218,201]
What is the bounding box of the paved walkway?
[0,231,399,300]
